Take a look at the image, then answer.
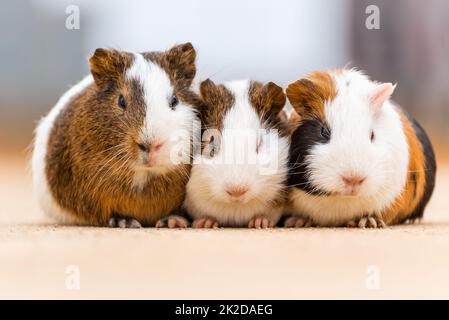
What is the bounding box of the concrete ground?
[1,155,449,299]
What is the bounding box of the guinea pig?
[31,43,202,228]
[285,69,436,228]
[183,79,290,228]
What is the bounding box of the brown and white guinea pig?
[183,79,290,228]
[31,43,202,228]
[285,69,436,228]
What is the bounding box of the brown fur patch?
[199,79,235,132]
[89,49,134,87]
[286,71,337,121]
[45,44,200,226]
[249,81,289,136]
[380,108,427,225]
[144,42,197,89]
[249,81,286,118]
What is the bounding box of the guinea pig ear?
[89,48,125,87]
[262,82,286,115]
[200,79,218,105]
[369,83,396,111]
[286,72,336,120]
[165,42,197,86]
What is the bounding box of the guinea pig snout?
[341,174,366,187]
[225,184,249,198]
[137,142,163,153]
[137,141,164,167]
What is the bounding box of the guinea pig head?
[88,43,200,175]
[287,70,405,198]
[193,79,289,206]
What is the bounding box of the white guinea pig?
[183,79,290,228]
[285,69,436,228]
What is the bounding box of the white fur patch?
[184,80,288,227]
[126,53,199,188]
[289,69,409,226]
[31,75,93,224]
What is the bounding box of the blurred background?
[1,0,449,300]
[0,0,448,223]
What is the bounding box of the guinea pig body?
[32,43,201,227]
[183,79,290,228]
[286,69,436,228]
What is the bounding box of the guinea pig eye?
[208,136,216,157]
[320,126,331,141]
[370,130,375,142]
[118,95,126,110]
[169,95,179,110]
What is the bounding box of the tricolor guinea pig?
[285,69,436,228]
[183,79,290,228]
[32,43,202,228]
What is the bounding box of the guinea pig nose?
[152,142,163,151]
[341,175,366,186]
[225,185,249,197]
[137,142,163,153]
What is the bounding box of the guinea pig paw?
[347,215,386,229]
[248,216,275,229]
[108,216,142,229]
[192,218,219,229]
[155,215,190,228]
[284,216,313,228]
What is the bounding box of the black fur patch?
[288,119,331,196]
[406,113,437,221]
[411,171,417,199]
